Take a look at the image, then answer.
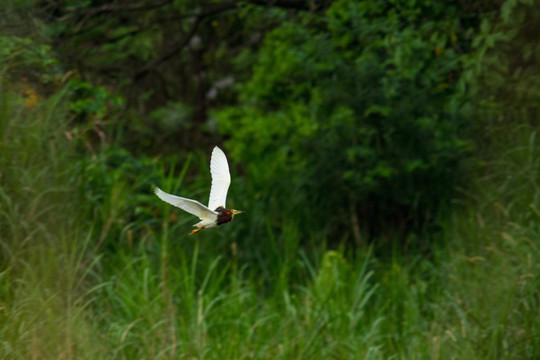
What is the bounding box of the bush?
[218,0,472,244]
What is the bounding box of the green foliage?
[465,0,540,106]
[432,125,540,359]
[0,36,59,78]
[41,0,297,151]
[68,79,123,119]
[2,1,540,359]
[0,73,103,359]
[218,0,471,242]
[461,0,540,158]
[0,35,63,113]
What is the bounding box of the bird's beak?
[232,209,244,214]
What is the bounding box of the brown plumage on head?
[215,206,234,225]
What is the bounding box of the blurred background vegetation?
[1,0,539,358]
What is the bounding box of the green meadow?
[1,1,539,359]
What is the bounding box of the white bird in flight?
[154,146,243,235]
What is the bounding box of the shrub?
[218,0,471,243]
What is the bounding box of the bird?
[153,146,243,235]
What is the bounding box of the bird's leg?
[189,227,204,236]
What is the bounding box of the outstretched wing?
[208,146,231,211]
[154,186,217,221]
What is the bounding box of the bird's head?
[215,207,244,218]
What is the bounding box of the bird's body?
[154,146,243,235]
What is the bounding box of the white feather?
[154,187,218,225]
[208,146,231,211]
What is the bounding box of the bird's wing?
[208,146,231,210]
[154,186,216,221]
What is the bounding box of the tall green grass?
[430,123,540,359]
[0,83,104,358]
[1,79,539,359]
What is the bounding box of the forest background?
[1,0,540,358]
